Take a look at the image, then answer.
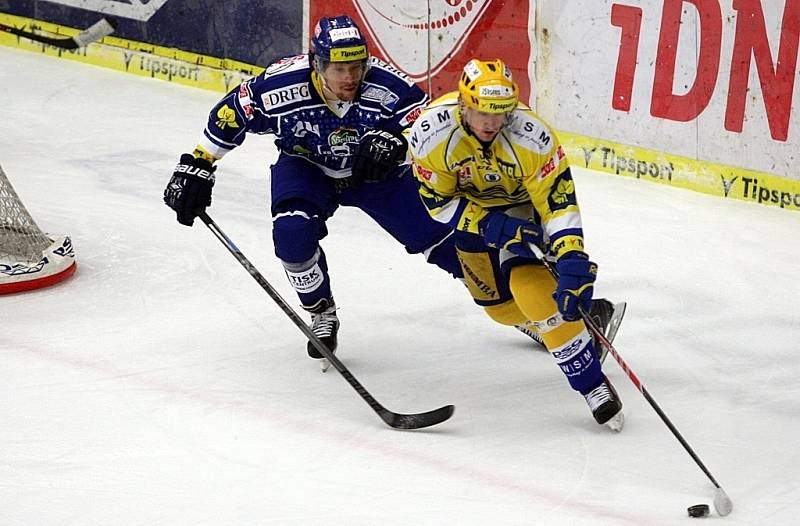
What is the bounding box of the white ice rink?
[2,46,799,525]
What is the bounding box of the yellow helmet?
[458,59,519,114]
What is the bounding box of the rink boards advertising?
[1,0,798,211]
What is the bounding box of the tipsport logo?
[40,1,171,22]
[351,0,491,80]
[721,175,800,210]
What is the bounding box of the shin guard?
[509,264,603,394]
[281,249,332,310]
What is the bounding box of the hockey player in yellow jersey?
[408,59,623,430]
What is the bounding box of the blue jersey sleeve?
[197,55,310,159]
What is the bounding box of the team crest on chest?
[496,158,518,180]
[328,127,359,156]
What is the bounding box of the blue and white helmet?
[310,15,369,67]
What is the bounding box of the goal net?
[0,163,76,294]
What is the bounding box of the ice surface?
[2,46,799,525]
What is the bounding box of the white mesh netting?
[0,164,52,263]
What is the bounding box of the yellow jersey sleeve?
[508,114,585,259]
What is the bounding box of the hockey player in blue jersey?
[163,15,621,369]
[164,15,461,367]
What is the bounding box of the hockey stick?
[198,211,454,430]
[0,17,117,50]
[529,244,733,516]
[578,301,732,516]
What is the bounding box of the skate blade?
[605,411,625,432]
[605,302,627,344]
[319,358,331,373]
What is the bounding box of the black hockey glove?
[351,129,408,183]
[164,153,216,226]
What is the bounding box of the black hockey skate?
[584,375,624,432]
[306,298,339,372]
[588,299,627,362]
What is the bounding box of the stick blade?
[713,487,733,516]
[72,17,116,47]
[380,404,455,430]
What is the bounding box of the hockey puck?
[687,504,710,517]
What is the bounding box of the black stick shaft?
[0,17,115,49]
[198,211,453,429]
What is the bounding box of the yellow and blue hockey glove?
[554,251,597,321]
[479,212,544,258]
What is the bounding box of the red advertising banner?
[309,0,533,103]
